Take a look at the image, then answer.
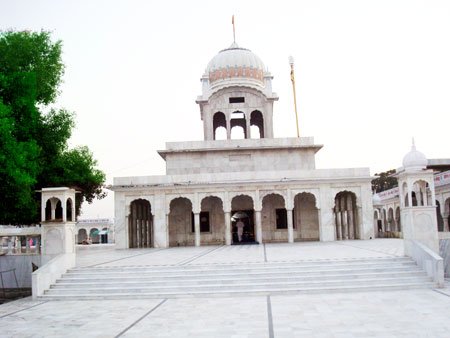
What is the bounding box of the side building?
[111,41,375,249]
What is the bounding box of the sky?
[1,0,449,219]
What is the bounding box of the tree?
[0,30,105,224]
[372,169,398,193]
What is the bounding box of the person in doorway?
[236,220,244,242]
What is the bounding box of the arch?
[334,191,359,240]
[412,180,428,206]
[45,197,63,221]
[436,200,444,232]
[169,197,193,247]
[128,199,153,248]
[90,228,99,244]
[230,111,247,139]
[250,110,264,139]
[261,194,286,242]
[293,192,319,241]
[66,198,73,222]
[395,207,401,232]
[388,208,394,232]
[231,195,255,244]
[200,196,225,244]
[77,228,87,244]
[213,112,227,140]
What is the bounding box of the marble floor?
[1,239,449,338]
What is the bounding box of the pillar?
[287,208,294,243]
[26,236,30,253]
[342,210,348,240]
[255,210,262,244]
[194,212,200,246]
[224,211,231,245]
[336,211,342,240]
[443,214,449,232]
[226,117,231,140]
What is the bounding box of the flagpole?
[289,56,300,138]
[232,15,236,43]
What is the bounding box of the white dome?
[205,42,266,86]
[402,141,428,171]
[372,193,381,205]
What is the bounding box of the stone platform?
[1,239,450,337]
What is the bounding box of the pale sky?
[1,0,449,219]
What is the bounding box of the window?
[229,97,245,103]
[276,209,287,229]
[191,212,210,232]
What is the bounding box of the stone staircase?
[39,257,435,300]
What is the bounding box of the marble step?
[70,257,414,271]
[46,276,432,294]
[40,282,436,300]
[55,270,425,286]
[65,262,418,277]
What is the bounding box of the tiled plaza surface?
[1,239,450,338]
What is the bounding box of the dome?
[402,140,428,171]
[372,193,381,205]
[206,42,266,87]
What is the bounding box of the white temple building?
[111,41,375,249]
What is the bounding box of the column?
[245,117,251,139]
[287,208,294,243]
[25,236,30,253]
[224,211,231,245]
[342,210,348,240]
[194,212,200,246]
[226,117,231,140]
[336,212,341,240]
[255,210,262,244]
[443,214,449,232]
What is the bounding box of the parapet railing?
[0,225,42,255]
[411,240,444,288]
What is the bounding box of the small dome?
[205,42,266,87]
[372,193,381,205]
[402,140,427,171]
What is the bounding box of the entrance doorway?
[231,210,255,244]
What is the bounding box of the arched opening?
[45,200,52,221]
[374,209,382,236]
[231,195,254,244]
[388,208,394,232]
[412,180,428,206]
[45,197,63,221]
[230,111,246,139]
[294,192,320,241]
[168,197,193,247]
[101,227,109,244]
[395,207,401,232]
[334,191,359,240]
[213,112,227,140]
[436,200,444,232]
[77,228,87,244]
[200,196,225,244]
[66,198,73,222]
[90,228,99,244]
[128,199,153,248]
[261,193,286,242]
[250,110,264,139]
[445,198,450,232]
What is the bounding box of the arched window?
[250,110,264,139]
[230,111,246,139]
[213,112,226,140]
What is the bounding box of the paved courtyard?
[1,239,449,337]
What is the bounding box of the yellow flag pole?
[289,56,300,138]
[232,15,236,43]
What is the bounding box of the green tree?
[0,30,105,224]
[372,169,398,193]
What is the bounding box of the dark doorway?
[231,210,255,244]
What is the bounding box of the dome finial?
[232,15,236,43]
